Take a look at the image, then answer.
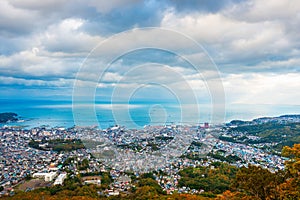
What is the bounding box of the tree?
[133,186,159,200]
[178,163,237,194]
[282,143,300,177]
[278,144,300,199]
[277,178,300,200]
[232,165,283,199]
[78,158,89,170]
[25,174,32,181]
[216,190,255,200]
[138,178,164,194]
[140,172,155,180]
[169,193,208,200]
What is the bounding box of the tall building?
[204,122,209,129]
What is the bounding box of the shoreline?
[1,113,300,130]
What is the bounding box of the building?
[33,172,57,182]
[204,122,209,129]
[82,176,101,185]
[48,163,59,171]
[84,179,101,185]
[53,173,67,185]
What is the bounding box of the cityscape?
[1,0,300,199]
[1,114,299,198]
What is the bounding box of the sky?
[0,0,300,106]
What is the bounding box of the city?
[0,115,294,198]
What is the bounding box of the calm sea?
[0,99,300,129]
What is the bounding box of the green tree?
[138,178,164,194]
[140,172,155,180]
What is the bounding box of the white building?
[54,173,67,185]
[45,172,57,181]
[33,172,57,182]
[84,179,101,185]
[108,191,119,196]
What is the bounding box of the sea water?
[1,99,300,129]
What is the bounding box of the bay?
[0,99,300,129]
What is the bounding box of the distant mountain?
[228,120,249,126]
[225,114,300,151]
[279,114,300,118]
[228,114,300,126]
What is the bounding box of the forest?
[29,139,85,152]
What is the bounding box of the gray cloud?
[0,0,299,104]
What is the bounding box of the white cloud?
[162,11,238,43]
[0,49,80,78]
[226,0,300,22]
[223,73,300,105]
[38,18,104,53]
[0,76,73,87]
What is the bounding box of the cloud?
[223,73,300,105]
[9,0,68,11]
[0,76,72,87]
[0,1,39,36]
[88,0,140,14]
[161,3,299,73]
[0,0,299,106]
[225,0,300,22]
[37,18,104,53]
[0,49,81,80]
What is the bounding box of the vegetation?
[178,162,237,195]
[191,141,204,147]
[29,139,85,152]
[5,172,113,199]
[49,139,85,152]
[78,158,89,170]
[24,174,32,181]
[226,122,300,150]
[139,172,156,180]
[4,143,300,199]
[117,143,143,152]
[220,143,300,199]
[155,136,174,141]
[146,142,159,151]
[62,157,75,167]
[279,144,300,199]
[208,152,242,163]
[231,165,284,199]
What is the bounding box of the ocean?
[1,99,300,129]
